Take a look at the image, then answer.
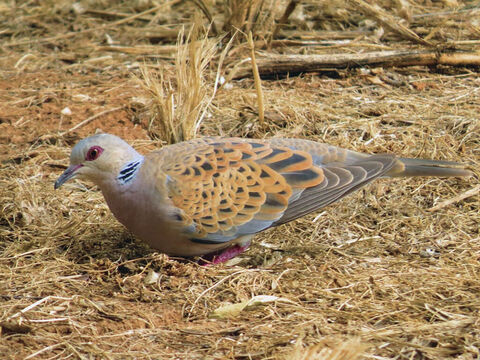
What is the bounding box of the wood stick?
[349,0,432,47]
[96,45,177,55]
[271,0,300,41]
[234,50,480,78]
[59,106,124,136]
[190,0,218,36]
[412,7,480,20]
[248,31,264,126]
[428,185,480,212]
[84,9,153,22]
[122,25,181,41]
[4,0,182,47]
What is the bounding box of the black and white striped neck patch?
[117,159,143,184]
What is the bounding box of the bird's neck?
[116,155,145,186]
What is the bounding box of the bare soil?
[1,1,479,359]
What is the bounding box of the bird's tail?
[387,157,472,178]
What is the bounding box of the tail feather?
[388,157,472,177]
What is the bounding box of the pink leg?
[201,241,251,265]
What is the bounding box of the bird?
[55,133,471,264]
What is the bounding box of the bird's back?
[139,137,400,251]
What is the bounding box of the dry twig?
[4,0,182,47]
[234,49,480,78]
[429,184,480,212]
[59,106,125,137]
[271,0,300,42]
[248,31,264,126]
[349,0,432,46]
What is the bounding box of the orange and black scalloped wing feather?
[153,137,397,244]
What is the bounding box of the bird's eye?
[86,146,103,161]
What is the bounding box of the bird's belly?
[101,187,230,257]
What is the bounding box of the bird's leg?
[213,242,251,264]
[200,241,251,265]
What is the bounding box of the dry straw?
[0,0,479,359]
[137,20,219,143]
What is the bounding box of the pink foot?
[201,242,251,266]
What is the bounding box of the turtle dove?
[55,134,471,263]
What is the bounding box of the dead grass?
[137,19,219,143]
[1,1,479,359]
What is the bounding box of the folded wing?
[152,137,399,245]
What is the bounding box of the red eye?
[86,146,103,161]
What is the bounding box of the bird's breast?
[100,175,227,256]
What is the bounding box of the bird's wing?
[265,138,398,224]
[267,137,368,166]
[152,137,396,245]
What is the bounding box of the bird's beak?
[54,164,84,189]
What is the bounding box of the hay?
[137,19,219,143]
[1,1,479,359]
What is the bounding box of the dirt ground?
[1,1,479,359]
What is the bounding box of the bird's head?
[55,133,143,189]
